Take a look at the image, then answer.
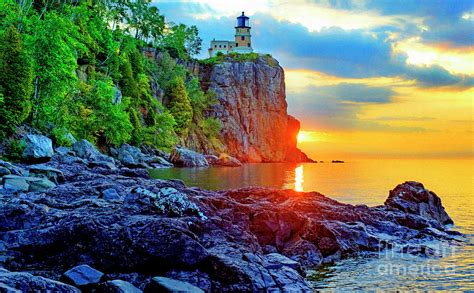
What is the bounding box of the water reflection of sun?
[295,165,304,191]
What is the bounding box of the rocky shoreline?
[0,138,463,292]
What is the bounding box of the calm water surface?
[150,159,474,290]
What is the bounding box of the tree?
[167,77,193,135]
[30,13,79,132]
[0,25,33,135]
[126,0,165,41]
[161,23,202,59]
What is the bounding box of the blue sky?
[153,0,473,158]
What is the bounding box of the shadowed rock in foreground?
[0,156,461,291]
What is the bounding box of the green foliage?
[3,138,26,162]
[0,25,33,135]
[199,52,260,65]
[30,12,79,132]
[167,77,193,135]
[200,117,222,139]
[72,78,133,146]
[0,0,218,153]
[160,23,202,59]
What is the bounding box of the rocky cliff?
[194,56,311,162]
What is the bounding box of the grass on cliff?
[200,52,278,67]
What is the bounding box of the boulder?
[28,165,65,184]
[22,134,54,162]
[89,161,118,170]
[61,264,104,289]
[1,175,56,193]
[216,154,242,167]
[72,140,115,164]
[144,276,204,293]
[169,147,209,167]
[0,269,79,292]
[96,280,142,293]
[385,181,453,226]
[204,155,219,165]
[2,175,30,192]
[28,177,56,192]
[101,188,121,200]
[264,253,302,273]
[0,167,11,177]
[146,156,174,168]
[0,160,25,176]
[55,146,72,156]
[117,144,148,168]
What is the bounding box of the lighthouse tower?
[233,12,253,54]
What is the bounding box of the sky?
[153,0,474,160]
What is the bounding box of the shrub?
[167,77,193,135]
[0,26,33,136]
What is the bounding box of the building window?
[224,45,226,48]
[219,45,222,48]
[214,45,217,48]
[241,36,245,41]
[236,43,238,47]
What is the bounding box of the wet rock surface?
[0,154,461,291]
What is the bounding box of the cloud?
[154,1,474,88]
[286,83,412,131]
[315,0,474,47]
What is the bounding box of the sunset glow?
[156,0,474,160]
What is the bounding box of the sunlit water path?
[150,159,474,290]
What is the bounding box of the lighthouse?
[208,11,254,57]
[233,12,253,54]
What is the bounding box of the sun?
[297,131,312,143]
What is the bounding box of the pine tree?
[0,26,33,135]
[167,77,193,135]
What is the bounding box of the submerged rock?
[22,134,54,162]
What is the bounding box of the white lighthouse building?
[208,12,254,57]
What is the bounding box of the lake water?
[150,159,474,290]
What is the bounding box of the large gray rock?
[2,175,56,192]
[97,280,142,293]
[0,269,79,292]
[169,147,209,168]
[385,181,454,226]
[22,134,54,162]
[72,140,115,164]
[117,144,148,168]
[61,264,104,288]
[2,175,29,192]
[0,167,11,177]
[28,164,65,184]
[145,276,204,293]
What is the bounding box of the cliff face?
[196,56,311,162]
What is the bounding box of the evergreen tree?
[167,77,193,135]
[0,25,33,135]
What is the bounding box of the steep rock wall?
[203,57,287,162]
[196,56,311,162]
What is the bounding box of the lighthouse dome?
[236,11,250,28]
